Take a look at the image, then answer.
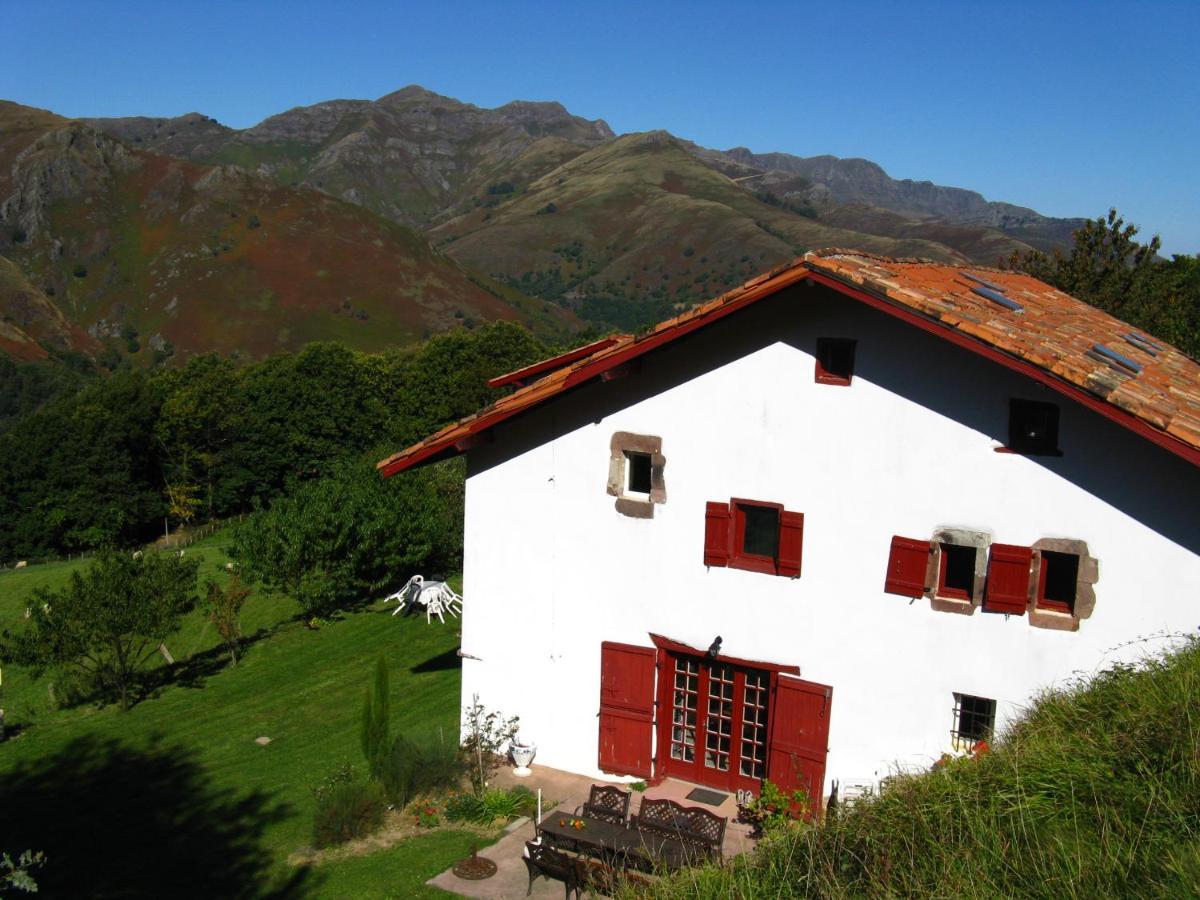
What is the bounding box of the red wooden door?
[598,642,657,778]
[766,674,832,818]
[659,652,771,794]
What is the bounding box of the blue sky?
[4,0,1197,254]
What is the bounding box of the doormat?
[685,787,729,807]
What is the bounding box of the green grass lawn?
[0,532,480,898]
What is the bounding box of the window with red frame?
[937,543,977,601]
[703,498,803,577]
[1037,550,1079,614]
[815,338,857,386]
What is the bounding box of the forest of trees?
[0,322,552,562]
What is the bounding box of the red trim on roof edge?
[487,336,626,389]
[804,269,1200,469]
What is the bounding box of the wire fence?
[2,514,246,572]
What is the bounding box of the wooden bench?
[630,797,727,864]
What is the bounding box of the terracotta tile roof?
[378,251,1200,476]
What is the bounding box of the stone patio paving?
[428,764,755,898]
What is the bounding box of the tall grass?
[636,638,1200,899]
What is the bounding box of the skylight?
[970,285,1024,313]
[1090,343,1143,375]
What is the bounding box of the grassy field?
[0,531,485,898]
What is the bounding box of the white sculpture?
[385,575,463,624]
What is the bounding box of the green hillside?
[0,533,481,897]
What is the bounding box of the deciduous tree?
[2,551,199,708]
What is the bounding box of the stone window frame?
[928,527,991,616]
[1027,538,1098,632]
[606,432,666,519]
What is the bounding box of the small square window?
[1008,399,1060,455]
[815,338,857,385]
[739,503,780,559]
[952,693,996,748]
[706,497,802,577]
[608,432,665,518]
[625,451,652,495]
[938,543,977,601]
[1037,550,1079,614]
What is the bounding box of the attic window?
[607,432,666,518]
[815,338,856,386]
[1006,399,1060,455]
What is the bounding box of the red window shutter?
[766,674,832,820]
[704,501,731,567]
[984,543,1033,614]
[884,536,932,597]
[776,510,804,578]
[598,642,657,778]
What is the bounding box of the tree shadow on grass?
[0,735,318,898]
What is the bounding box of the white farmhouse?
[379,250,1200,810]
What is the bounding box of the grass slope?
[0,532,478,898]
[639,637,1200,899]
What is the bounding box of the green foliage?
[443,786,535,825]
[380,729,464,808]
[0,323,553,562]
[231,457,463,615]
[461,694,519,795]
[361,656,391,781]
[311,779,386,848]
[0,849,45,894]
[203,574,250,665]
[0,355,92,434]
[1,550,200,708]
[311,761,356,803]
[1010,209,1200,360]
[0,370,166,557]
[638,637,1200,899]
[735,779,808,838]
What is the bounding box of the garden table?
[535,813,699,872]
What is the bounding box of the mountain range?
[1,86,1085,363]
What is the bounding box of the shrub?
[379,729,464,808]
[310,762,355,803]
[461,694,519,795]
[443,792,483,823]
[360,656,390,780]
[72,264,87,278]
[444,787,535,825]
[312,780,385,848]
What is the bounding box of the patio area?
[428,764,756,898]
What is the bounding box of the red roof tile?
[378,251,1200,476]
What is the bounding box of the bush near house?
[635,636,1200,899]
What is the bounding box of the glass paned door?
[663,653,769,792]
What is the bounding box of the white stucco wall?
[457,284,1200,793]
